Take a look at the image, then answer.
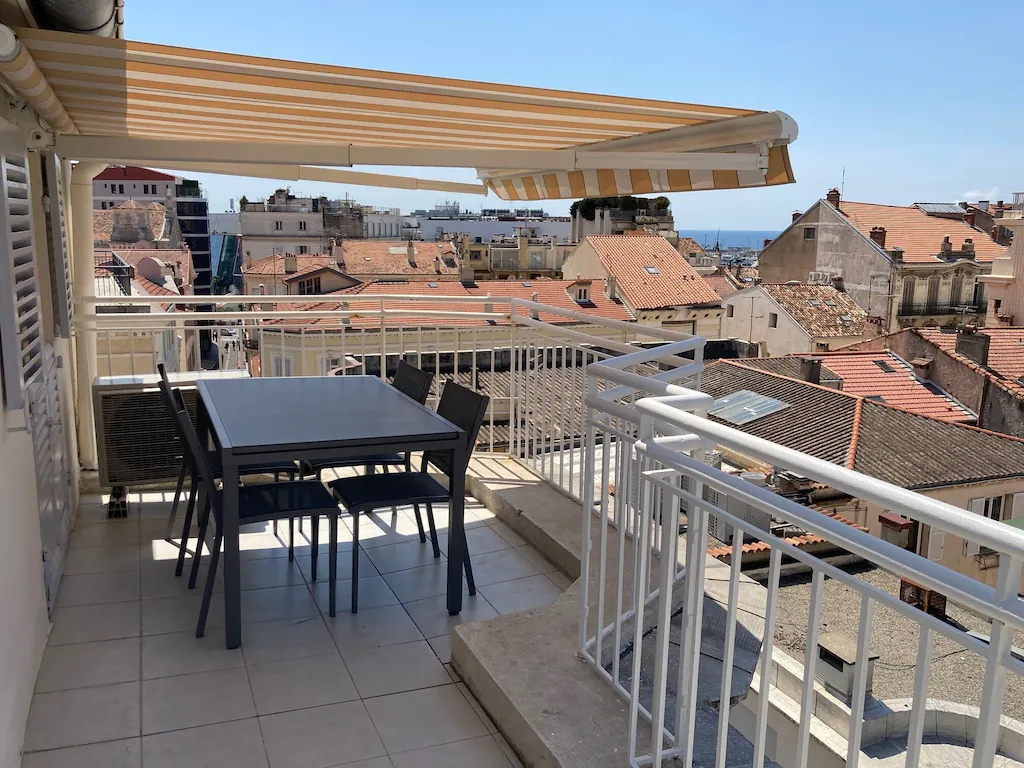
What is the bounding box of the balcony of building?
[897,302,985,317]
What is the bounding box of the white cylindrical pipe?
[70,161,106,469]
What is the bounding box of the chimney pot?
[869,226,887,248]
[955,327,990,367]
[831,275,845,293]
[433,255,441,274]
[826,188,841,207]
[997,200,1004,208]
[606,275,618,300]
[407,239,416,267]
[763,238,773,248]
[283,254,297,274]
[962,238,975,253]
[792,210,802,223]
[941,236,953,253]
[965,211,977,228]
[800,357,822,385]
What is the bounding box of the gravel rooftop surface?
[770,564,1024,719]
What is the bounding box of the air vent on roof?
[427,282,438,288]
[865,395,886,403]
[873,360,896,373]
[644,266,660,274]
[522,281,532,287]
[708,390,790,425]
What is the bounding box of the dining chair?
[169,386,342,637]
[326,381,489,614]
[155,367,298,581]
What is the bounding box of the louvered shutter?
[0,141,41,410]
[42,152,71,338]
[927,528,945,561]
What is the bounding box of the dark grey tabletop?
[198,376,460,455]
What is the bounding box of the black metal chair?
[168,386,342,637]
[326,381,489,613]
[155,366,298,582]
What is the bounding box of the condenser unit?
[93,370,249,488]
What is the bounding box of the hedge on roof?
[569,195,671,221]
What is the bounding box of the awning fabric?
[12,27,796,200]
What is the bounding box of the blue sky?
[126,1,1023,230]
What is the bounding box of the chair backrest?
[423,381,489,478]
[169,387,220,510]
[391,360,433,405]
[157,376,190,453]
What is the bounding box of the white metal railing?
[578,340,1024,767]
[1013,192,1024,210]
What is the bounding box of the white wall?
[241,236,325,261]
[0,408,48,768]
[721,289,812,356]
[419,218,570,243]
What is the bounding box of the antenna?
[840,167,846,197]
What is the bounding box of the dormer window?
[576,285,590,302]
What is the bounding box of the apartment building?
[239,190,327,261]
[721,282,868,355]
[561,234,723,337]
[569,196,676,241]
[92,165,176,210]
[759,189,1006,330]
[459,225,571,279]
[93,200,180,249]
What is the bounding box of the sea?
[677,229,780,251]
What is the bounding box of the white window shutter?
[968,498,986,516]
[928,529,945,561]
[1012,493,1024,520]
[41,152,71,338]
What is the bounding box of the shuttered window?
[42,152,72,338]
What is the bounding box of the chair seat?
[213,481,339,524]
[205,451,298,479]
[329,472,448,514]
[303,453,405,472]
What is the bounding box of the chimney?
[283,254,297,274]
[978,200,990,210]
[826,188,841,207]
[407,239,416,267]
[831,275,845,293]
[869,226,886,248]
[792,211,802,223]
[332,239,344,270]
[800,357,822,385]
[259,284,272,312]
[992,226,1001,242]
[911,357,932,379]
[962,238,975,254]
[530,292,539,320]
[433,255,441,275]
[965,210,977,228]
[997,200,1004,209]
[606,275,618,300]
[955,327,990,367]
[940,236,953,255]
[763,238,773,248]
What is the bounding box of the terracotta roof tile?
[916,327,1024,399]
[835,200,1006,264]
[759,283,867,337]
[702,269,739,298]
[584,235,721,310]
[96,165,177,181]
[793,350,974,423]
[94,200,170,245]
[675,237,705,256]
[243,241,459,278]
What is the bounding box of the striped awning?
[10,27,797,200]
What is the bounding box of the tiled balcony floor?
[25,485,569,767]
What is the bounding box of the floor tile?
[260,700,386,768]
[443,663,461,683]
[470,549,541,587]
[401,592,498,640]
[69,521,140,549]
[492,733,525,768]
[239,557,307,591]
[347,511,426,550]
[436,526,516,557]
[478,574,563,615]
[364,685,488,754]
[140,558,220,600]
[241,584,319,625]
[237,532,294,561]
[54,570,140,608]
[296,546,374,583]
[310,574,399,614]
[141,593,222,636]
[142,718,269,768]
[364,539,446,575]
[334,759,393,768]
[35,637,140,693]
[247,653,359,715]
[24,682,140,751]
[381,561,448,603]
[546,570,574,590]
[389,735,513,767]
[48,601,140,646]
[63,544,140,576]
[456,682,498,734]
[487,521,528,548]
[142,667,255,734]
[142,628,244,679]
[22,738,141,768]
[512,544,558,573]
[427,634,451,664]
[342,640,451,698]
[325,604,423,650]
[241,617,338,666]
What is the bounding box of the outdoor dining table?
[195,375,468,649]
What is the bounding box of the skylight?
[427,282,438,288]
[807,299,821,307]
[522,281,532,287]
[644,266,660,274]
[824,299,837,307]
[708,390,790,425]
[873,360,896,373]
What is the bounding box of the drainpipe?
[71,161,105,469]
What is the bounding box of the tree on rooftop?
[569,195,666,221]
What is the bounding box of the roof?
[916,327,1024,400]
[676,237,705,256]
[737,356,843,386]
[702,267,742,298]
[790,350,974,423]
[266,278,633,329]
[757,283,866,338]
[702,360,1024,490]
[17,27,797,202]
[243,242,459,279]
[133,276,181,311]
[94,200,170,245]
[108,248,192,285]
[834,200,1006,264]
[583,235,721,310]
[95,166,177,182]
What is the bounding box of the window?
[470,251,481,260]
[318,354,345,375]
[726,304,734,318]
[142,184,147,194]
[969,496,1003,522]
[118,184,124,194]
[575,285,590,302]
[274,221,283,230]
[803,227,816,240]
[297,245,308,254]
[298,276,321,295]
[100,201,107,210]
[271,354,293,377]
[299,221,307,231]
[768,312,778,328]
[643,266,660,274]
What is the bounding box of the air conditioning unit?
[808,271,831,284]
[93,370,249,488]
[707,472,773,545]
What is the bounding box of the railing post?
[578,370,598,652]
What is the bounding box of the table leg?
[447,441,468,615]
[222,460,241,649]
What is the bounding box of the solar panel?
[708,390,790,425]
[915,202,965,216]
[873,359,895,373]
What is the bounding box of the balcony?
[52,294,1024,768]
[898,302,984,317]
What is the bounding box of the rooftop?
[675,237,705,256]
[702,360,1024,490]
[243,242,459,279]
[757,283,867,337]
[584,235,721,310]
[701,268,740,298]
[792,349,975,423]
[94,200,171,246]
[95,165,177,182]
[834,200,1006,264]
[916,326,1024,400]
